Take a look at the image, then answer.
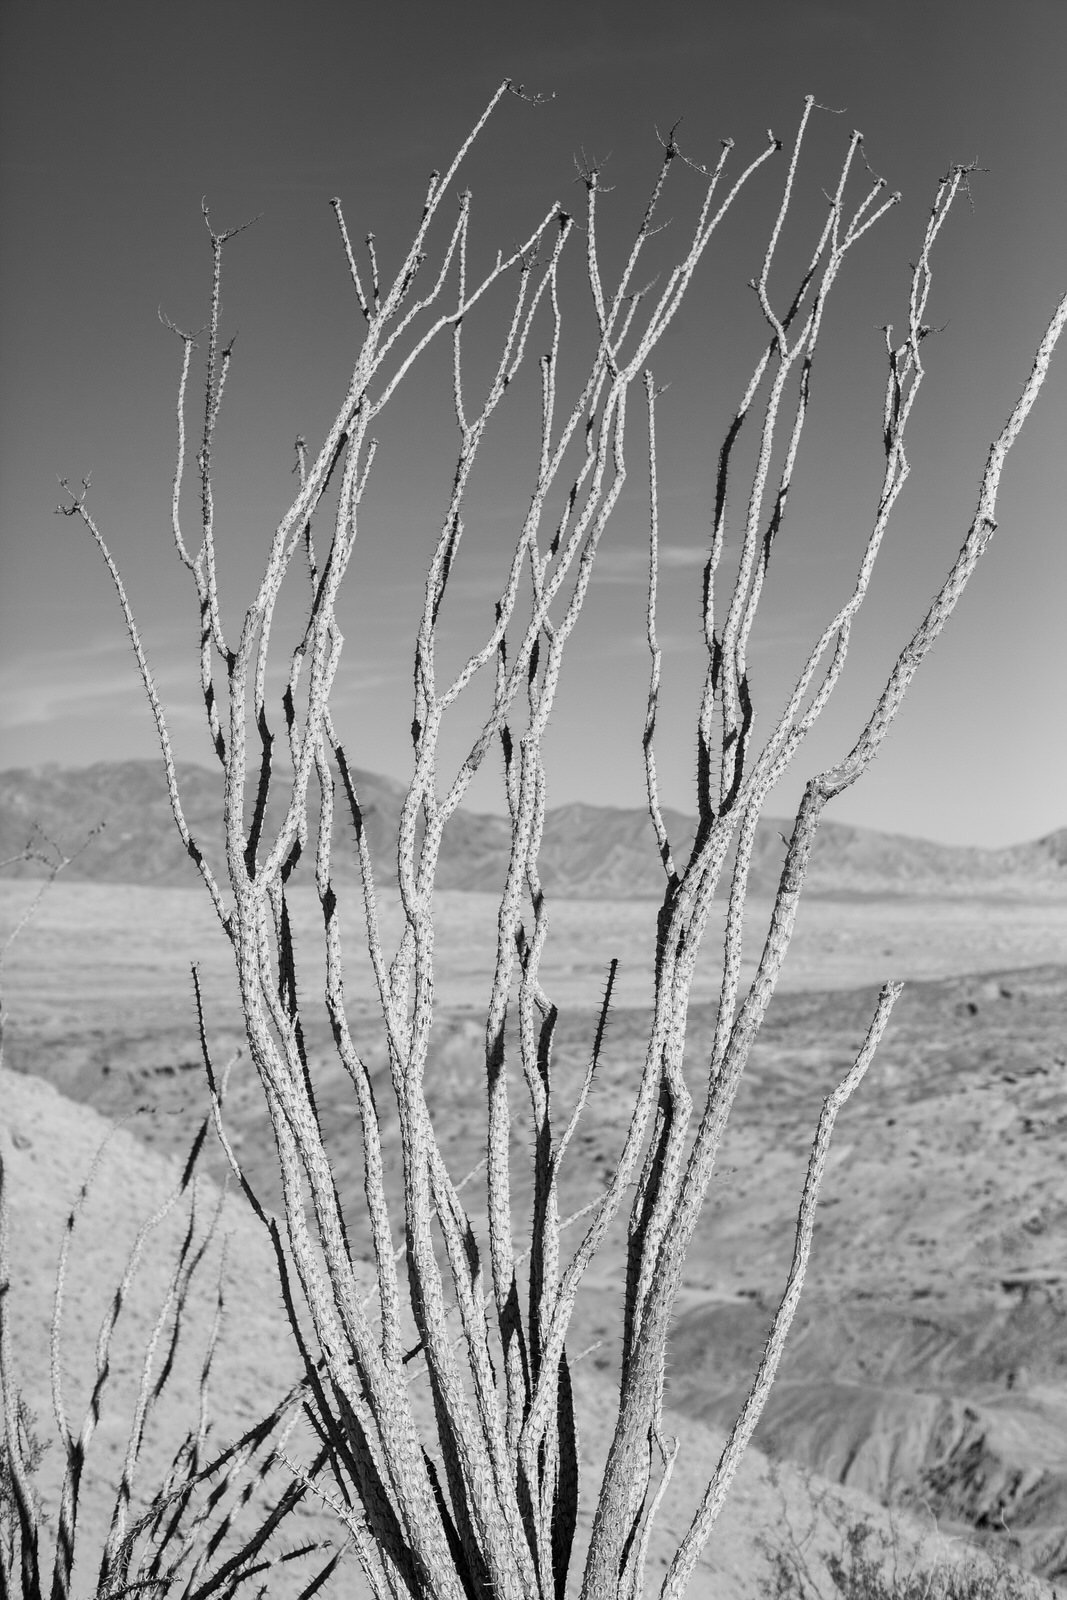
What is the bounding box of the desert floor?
[1,879,1064,1595]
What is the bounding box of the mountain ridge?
[2,759,1064,900]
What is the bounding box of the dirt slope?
[3,853,1063,1592]
[3,1068,1041,1598]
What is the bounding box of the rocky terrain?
[666,964,1067,1582]
[8,1065,1031,1599]
[2,761,1065,1593]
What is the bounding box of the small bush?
[0,1393,49,1552]
[759,1490,1051,1600]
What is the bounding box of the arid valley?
[2,762,1066,1596]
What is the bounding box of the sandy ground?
[2,880,1063,1595]
[2,1068,1028,1600]
[2,879,1065,1031]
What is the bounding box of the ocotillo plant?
[56,82,1066,1599]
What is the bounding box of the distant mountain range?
[1,760,1065,900]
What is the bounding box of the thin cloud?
[0,631,401,738]
[0,634,142,730]
[580,543,709,584]
[0,668,145,731]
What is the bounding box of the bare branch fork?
[55,80,1065,1599]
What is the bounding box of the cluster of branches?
[32,80,1066,1599]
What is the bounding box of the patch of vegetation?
[757,1469,1052,1600]
[0,1393,50,1562]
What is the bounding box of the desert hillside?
[3,1066,1016,1598]
[2,759,1064,1593]
[2,759,1065,898]
[2,929,1064,1589]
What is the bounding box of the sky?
[1,0,1065,847]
